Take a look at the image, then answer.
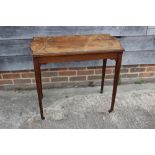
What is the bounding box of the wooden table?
[31,34,124,120]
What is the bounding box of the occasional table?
[31,34,124,120]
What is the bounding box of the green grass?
[118,78,122,85]
[134,79,145,84]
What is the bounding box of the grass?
[134,79,145,84]
[118,78,122,85]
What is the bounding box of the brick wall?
[0,64,155,89]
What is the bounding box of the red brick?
[95,68,112,74]
[3,73,20,79]
[139,72,154,78]
[59,71,76,76]
[32,78,50,83]
[130,68,145,72]
[42,71,58,77]
[14,79,31,84]
[105,75,114,79]
[0,79,13,85]
[120,68,129,73]
[87,75,101,80]
[69,76,86,81]
[146,67,155,72]
[106,69,113,74]
[42,78,50,83]
[121,74,138,78]
[77,70,94,75]
[95,69,102,74]
[32,79,35,83]
[21,72,34,78]
[52,77,68,82]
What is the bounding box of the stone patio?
[0,83,155,129]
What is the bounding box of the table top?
[31,34,124,56]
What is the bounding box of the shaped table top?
[31,34,124,57]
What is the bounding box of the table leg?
[33,58,45,120]
[109,54,122,113]
[100,59,107,93]
[39,68,43,99]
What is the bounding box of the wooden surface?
[0,26,155,71]
[31,34,124,56]
[0,26,148,40]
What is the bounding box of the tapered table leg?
[100,59,107,93]
[109,54,122,113]
[33,57,45,120]
[39,68,43,99]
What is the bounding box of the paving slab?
[0,83,155,128]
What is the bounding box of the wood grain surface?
[31,34,124,56]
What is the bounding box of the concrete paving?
[0,83,155,128]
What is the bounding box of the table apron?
[36,52,122,64]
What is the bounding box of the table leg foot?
[108,109,114,113]
[41,116,45,120]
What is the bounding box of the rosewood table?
[31,34,124,120]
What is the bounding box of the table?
[31,34,124,120]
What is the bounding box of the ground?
[0,83,155,129]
